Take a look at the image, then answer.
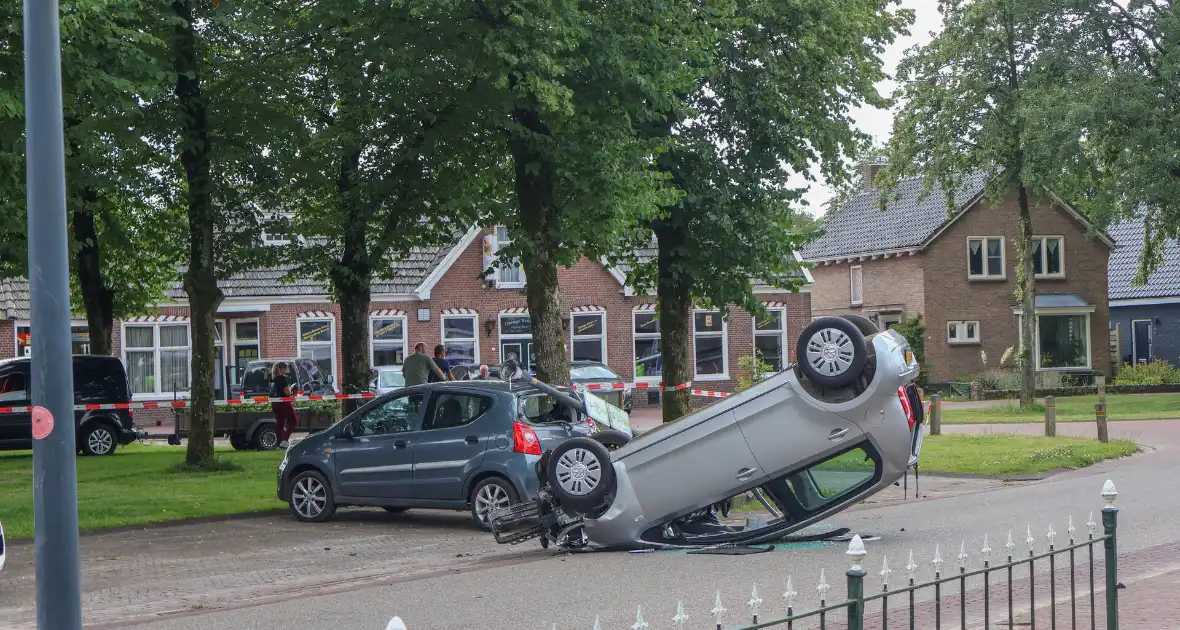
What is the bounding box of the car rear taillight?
[512,421,542,455]
[898,386,916,430]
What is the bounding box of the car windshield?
[378,371,404,388]
[570,365,618,380]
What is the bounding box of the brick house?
[1106,215,1180,368]
[800,166,1114,383]
[0,226,813,409]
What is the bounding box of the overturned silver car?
[490,315,924,550]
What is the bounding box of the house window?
[498,312,534,372]
[693,310,727,379]
[1039,314,1090,369]
[850,265,864,306]
[633,310,661,381]
[1032,236,1064,278]
[968,236,1005,279]
[442,314,478,366]
[16,323,91,357]
[124,323,191,396]
[753,308,787,372]
[261,213,293,246]
[371,316,407,368]
[571,312,607,364]
[494,226,525,286]
[297,318,335,382]
[947,320,981,344]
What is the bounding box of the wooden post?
[1096,373,1107,407]
[929,393,942,436]
[1096,401,1109,443]
[1044,396,1056,437]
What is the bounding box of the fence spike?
[981,534,992,563]
[1005,528,1015,558]
[712,591,727,625]
[1102,479,1118,508]
[631,605,649,630]
[932,543,944,575]
[1026,524,1035,553]
[1087,509,1097,538]
[957,540,969,570]
[880,554,892,589]
[905,550,918,582]
[748,583,763,619]
[672,600,689,629]
[817,568,831,602]
[847,534,867,571]
[1068,515,1077,543]
[783,576,798,611]
[1047,523,1057,549]
[592,615,601,630]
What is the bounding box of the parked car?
[569,360,632,414]
[0,355,138,456]
[370,367,405,395]
[276,378,614,530]
[489,315,925,550]
[236,358,336,399]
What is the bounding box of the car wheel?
[545,437,615,516]
[252,425,279,450]
[470,477,518,531]
[382,506,410,514]
[841,314,880,337]
[288,470,337,523]
[80,423,117,456]
[796,316,869,390]
[590,429,631,451]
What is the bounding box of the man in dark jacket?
[429,344,452,382]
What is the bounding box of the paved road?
[4,421,1177,630]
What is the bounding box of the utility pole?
[24,0,84,626]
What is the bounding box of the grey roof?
[1034,293,1092,309]
[801,170,991,260]
[1106,217,1180,301]
[612,238,808,287]
[0,278,29,319]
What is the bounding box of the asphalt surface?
[113,421,1177,630]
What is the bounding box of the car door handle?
[829,428,850,441]
[465,435,479,444]
[736,467,757,481]
[393,440,408,449]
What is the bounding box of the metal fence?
[524,478,1121,630]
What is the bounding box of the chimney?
[861,159,887,190]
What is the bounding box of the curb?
[6,508,291,544]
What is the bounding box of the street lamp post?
[23,0,84,626]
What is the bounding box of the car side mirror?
[341,422,357,439]
[0,520,7,572]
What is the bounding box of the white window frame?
[497,311,533,367]
[1015,309,1094,371]
[493,226,525,288]
[260,213,295,246]
[946,320,981,344]
[370,314,409,368]
[692,309,729,381]
[120,321,192,400]
[850,265,864,306]
[441,313,480,366]
[15,319,90,357]
[752,307,788,373]
[967,236,1006,280]
[1032,235,1066,279]
[632,309,661,384]
[296,317,337,383]
[570,311,608,365]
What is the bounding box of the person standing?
[429,344,453,382]
[476,364,490,380]
[403,342,447,386]
[270,362,298,449]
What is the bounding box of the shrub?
[892,314,927,387]
[736,355,773,392]
[973,369,1072,391]
[1113,359,1180,385]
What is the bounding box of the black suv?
[235,358,336,399]
[0,355,138,455]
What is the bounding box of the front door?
[332,391,425,499]
[1132,319,1153,364]
[412,390,495,501]
[0,364,31,445]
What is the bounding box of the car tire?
[288,470,337,522]
[229,432,249,451]
[252,424,279,451]
[545,437,615,516]
[841,314,880,337]
[80,422,117,456]
[590,429,631,451]
[382,506,410,514]
[470,477,519,532]
[796,316,869,390]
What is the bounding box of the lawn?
[0,444,285,540]
[942,392,1180,424]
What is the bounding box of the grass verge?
[0,444,284,540]
[942,393,1180,424]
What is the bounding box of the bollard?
[929,393,942,436]
[1044,396,1056,437]
[1096,373,1107,408]
[1096,401,1109,443]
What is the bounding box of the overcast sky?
[791,0,944,217]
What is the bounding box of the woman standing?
[270,362,298,449]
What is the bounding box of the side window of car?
[358,393,424,436]
[0,370,28,402]
[425,393,493,431]
[242,366,269,393]
[73,359,118,403]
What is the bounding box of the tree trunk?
[655,217,693,423]
[72,189,114,355]
[173,0,223,466]
[511,112,568,385]
[332,140,371,415]
[1015,183,1037,407]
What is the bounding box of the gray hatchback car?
[276,380,601,529]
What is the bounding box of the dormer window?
[261,213,295,246]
